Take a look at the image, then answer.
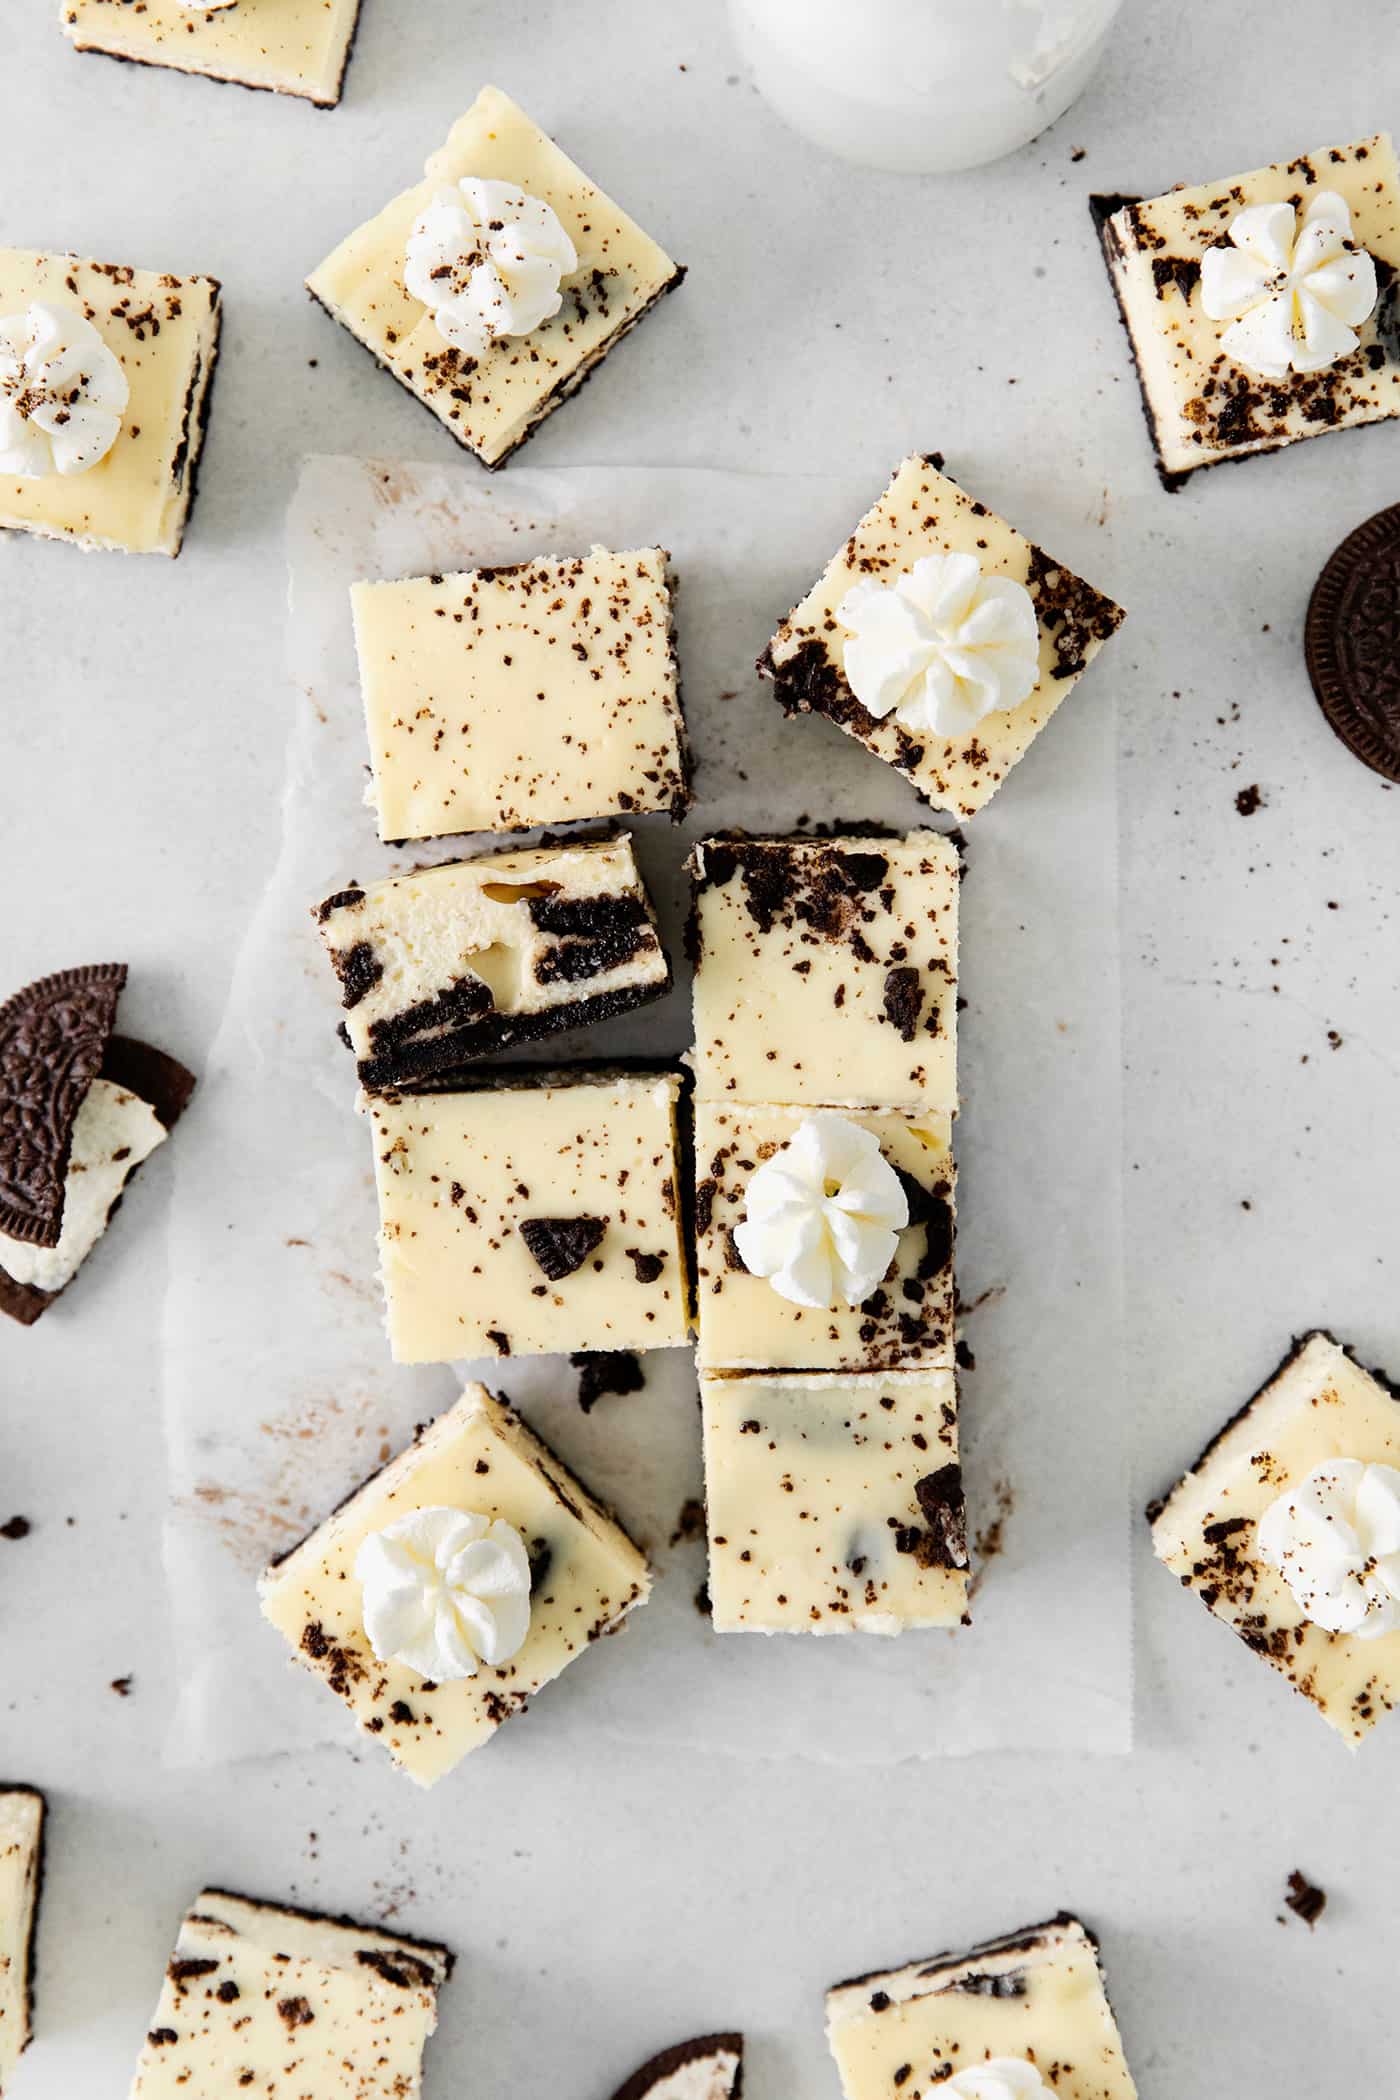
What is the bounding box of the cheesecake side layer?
[0,1787,45,2085]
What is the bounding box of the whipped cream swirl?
[0,302,129,478]
[733,1111,908,1309]
[405,178,579,355]
[943,2064,1048,2100]
[837,553,1040,740]
[355,1506,532,1680]
[1200,191,1378,380]
[1256,1459,1400,1639]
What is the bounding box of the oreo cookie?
[1305,504,1400,783]
[0,1020,196,1328]
[608,2033,743,2100]
[0,963,127,1248]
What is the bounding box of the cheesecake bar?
[688,830,958,1112]
[826,1914,1138,2100]
[759,456,1124,820]
[353,549,689,841]
[127,1886,452,2096]
[260,1383,651,1783]
[60,0,363,106]
[610,2034,743,2100]
[0,967,196,1327]
[694,1104,954,1373]
[1094,134,1400,486]
[1149,1330,1400,1746]
[701,1368,967,1634]
[369,1068,688,1363]
[1,249,220,555]
[0,1788,44,2093]
[307,84,684,467]
[314,835,671,1090]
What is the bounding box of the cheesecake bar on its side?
[352,550,690,842]
[368,1067,689,1364]
[127,1886,452,2096]
[260,1383,652,1784]
[759,456,1123,821]
[694,1102,954,1374]
[826,1913,1138,2100]
[688,830,959,1114]
[1094,135,1400,487]
[702,1369,968,1635]
[314,835,672,1091]
[1150,1330,1400,1746]
[307,85,684,467]
[0,1787,45,2093]
[60,0,364,107]
[0,250,220,555]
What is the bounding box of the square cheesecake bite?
[260,1383,651,1784]
[760,455,1123,820]
[688,830,958,1112]
[60,0,362,106]
[0,250,220,555]
[701,1369,967,1634]
[826,1914,1138,2100]
[307,84,684,466]
[0,1787,45,2091]
[694,1104,954,1373]
[353,549,689,841]
[314,834,670,1090]
[1094,134,1400,486]
[369,1068,688,1363]
[127,1886,452,2095]
[1150,1329,1400,1746]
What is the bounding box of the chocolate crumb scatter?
[1284,1870,1327,1928]
[0,1515,31,1540]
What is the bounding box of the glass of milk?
[729,0,1125,175]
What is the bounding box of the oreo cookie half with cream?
[0,966,196,1326]
[609,2033,743,2100]
[1305,503,1400,783]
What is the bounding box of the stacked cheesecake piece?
[688,830,970,1635]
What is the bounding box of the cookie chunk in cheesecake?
[688,830,958,1113]
[0,249,220,555]
[759,456,1123,820]
[826,1913,1138,2100]
[693,1103,954,1374]
[1094,134,1400,486]
[701,1368,967,1635]
[0,1787,45,2092]
[307,85,684,467]
[127,1886,452,2096]
[60,0,364,107]
[352,548,689,842]
[368,1067,688,1364]
[1150,1329,1400,1746]
[314,835,671,1091]
[260,1383,651,1784]
[0,965,196,1327]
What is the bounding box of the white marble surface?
[3,2,1399,2094]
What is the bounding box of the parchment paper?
[161,456,1130,1769]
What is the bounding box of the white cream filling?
[0,1079,165,1292]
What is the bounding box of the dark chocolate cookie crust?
[192,1885,455,1979]
[1305,503,1400,783]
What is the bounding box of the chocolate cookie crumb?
[572,1348,645,1413]
[0,1515,32,1540]
[1284,1870,1327,1928]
